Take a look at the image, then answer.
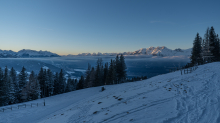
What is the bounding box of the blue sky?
[0,0,220,55]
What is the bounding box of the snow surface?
[1,62,220,123]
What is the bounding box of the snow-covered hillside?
[77,46,192,57]
[1,62,220,123]
[0,49,60,58]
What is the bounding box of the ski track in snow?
[1,62,220,123]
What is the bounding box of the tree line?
[78,54,128,89]
[191,26,220,65]
[0,66,78,106]
[0,54,147,107]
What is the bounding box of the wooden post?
[181,69,182,75]
[187,69,188,74]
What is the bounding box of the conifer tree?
[10,67,18,103]
[191,33,202,65]
[18,66,28,102]
[77,76,84,90]
[27,71,40,100]
[94,58,103,87]
[119,54,127,83]
[209,26,218,61]
[106,59,116,85]
[115,55,120,84]
[88,67,95,87]
[84,63,91,88]
[0,68,4,106]
[53,72,59,95]
[47,69,54,96]
[59,69,65,93]
[65,77,72,92]
[103,63,108,85]
[38,68,46,98]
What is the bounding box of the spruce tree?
[84,63,91,88]
[47,69,54,96]
[53,72,59,95]
[27,71,40,100]
[59,69,65,93]
[65,77,72,92]
[3,67,10,105]
[119,54,127,83]
[10,67,19,103]
[0,68,4,106]
[106,59,116,85]
[88,67,95,87]
[209,26,218,61]
[18,66,27,102]
[115,55,120,84]
[77,76,84,90]
[38,68,46,98]
[191,33,202,65]
[103,63,108,85]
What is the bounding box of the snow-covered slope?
[77,46,192,57]
[0,49,60,58]
[1,62,220,123]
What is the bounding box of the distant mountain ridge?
[0,49,60,58]
[76,46,192,57]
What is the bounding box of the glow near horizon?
[0,0,219,55]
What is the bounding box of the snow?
[1,62,220,123]
[0,49,60,58]
[74,69,87,73]
[77,46,192,57]
[66,71,75,74]
[42,66,49,70]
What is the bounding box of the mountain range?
[76,46,192,57]
[0,49,60,58]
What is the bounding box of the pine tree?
[59,69,66,93]
[47,69,54,96]
[119,54,127,83]
[38,68,46,98]
[84,63,91,88]
[53,72,59,95]
[0,68,4,106]
[202,27,213,63]
[191,33,202,65]
[88,67,95,87]
[65,77,72,92]
[18,66,28,102]
[115,55,120,84]
[209,26,218,61]
[103,63,108,85]
[77,76,84,90]
[106,59,116,85]
[10,67,19,103]
[27,71,40,100]
[94,58,103,87]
